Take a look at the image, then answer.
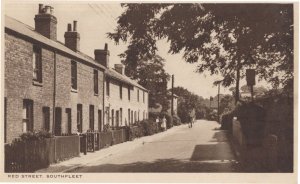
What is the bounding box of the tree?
[219,95,235,115]
[173,87,207,121]
[108,3,293,102]
[136,55,170,110]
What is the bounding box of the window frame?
[106,80,110,96]
[94,69,99,95]
[32,45,42,83]
[71,60,78,90]
[128,87,131,101]
[23,99,34,132]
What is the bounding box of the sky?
[4,2,245,98]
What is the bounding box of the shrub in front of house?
[17,130,53,142]
[140,119,160,136]
[172,115,182,126]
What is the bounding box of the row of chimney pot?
[35,4,123,73]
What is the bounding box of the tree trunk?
[235,59,241,104]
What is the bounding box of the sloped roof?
[107,68,147,91]
[5,15,106,71]
[5,15,148,91]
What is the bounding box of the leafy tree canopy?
[109,3,293,96]
[137,55,170,110]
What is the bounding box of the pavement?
[36,120,240,173]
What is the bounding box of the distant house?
[149,91,178,117]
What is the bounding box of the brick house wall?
[5,33,55,143]
[104,75,148,127]
[5,20,105,143]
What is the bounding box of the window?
[106,107,110,125]
[128,87,131,101]
[111,109,114,127]
[66,108,72,134]
[128,109,130,126]
[89,105,94,130]
[71,61,77,90]
[98,110,102,131]
[106,80,110,96]
[54,107,62,136]
[131,111,133,124]
[33,45,42,83]
[94,69,98,95]
[120,108,123,126]
[77,104,83,133]
[4,98,7,143]
[119,84,123,99]
[143,91,145,103]
[42,107,50,132]
[23,99,33,132]
[116,110,119,127]
[134,111,137,123]
[137,89,139,102]
[138,110,140,121]
[143,111,145,120]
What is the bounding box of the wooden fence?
[5,135,80,173]
[5,138,55,173]
[55,136,80,162]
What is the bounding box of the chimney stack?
[34,4,57,40]
[114,64,125,75]
[64,20,80,51]
[94,43,110,68]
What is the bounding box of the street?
[68,120,239,172]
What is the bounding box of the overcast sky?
[4,2,245,98]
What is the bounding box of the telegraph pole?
[217,82,220,123]
[171,74,174,116]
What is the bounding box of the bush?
[220,111,234,130]
[103,124,112,132]
[140,119,160,136]
[17,130,53,142]
[173,115,182,126]
[207,110,218,121]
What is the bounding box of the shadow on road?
[68,130,240,173]
[68,158,238,172]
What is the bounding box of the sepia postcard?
[0,0,298,183]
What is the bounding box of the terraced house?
[100,59,149,128]
[4,5,149,143]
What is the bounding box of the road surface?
[69,120,239,172]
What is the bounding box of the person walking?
[188,108,195,128]
[156,116,160,131]
[162,116,167,131]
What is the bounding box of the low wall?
[232,119,245,146]
[232,119,278,172]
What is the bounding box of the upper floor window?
[143,91,145,103]
[106,80,110,96]
[94,69,98,95]
[119,84,123,99]
[128,87,131,101]
[33,45,42,83]
[71,61,77,90]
